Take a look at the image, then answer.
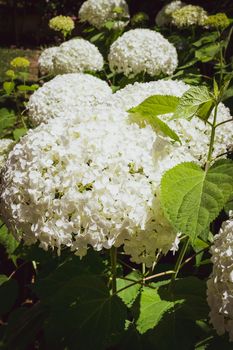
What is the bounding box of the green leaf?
[128,95,180,117]
[172,86,214,121]
[17,84,36,92]
[136,284,176,334]
[0,108,16,133]
[0,221,19,258]
[13,128,27,141]
[3,81,15,95]
[128,95,181,142]
[35,275,127,350]
[161,159,233,243]
[0,275,8,286]
[195,43,220,62]
[117,271,142,307]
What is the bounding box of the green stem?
[110,246,117,294]
[171,237,189,283]
[205,103,218,172]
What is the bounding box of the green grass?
[0,48,39,82]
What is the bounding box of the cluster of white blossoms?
[155,1,186,27]
[107,79,233,166]
[37,39,104,76]
[38,47,59,75]
[207,215,233,341]
[0,107,179,266]
[79,0,129,29]
[108,29,178,77]
[0,139,14,169]
[27,73,112,126]
[53,38,104,74]
[171,5,208,28]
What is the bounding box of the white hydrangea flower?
[53,38,104,74]
[79,0,129,29]
[155,1,186,27]
[207,216,233,341]
[0,106,185,267]
[0,139,14,169]
[108,29,178,78]
[107,79,233,165]
[38,47,59,75]
[27,73,112,126]
[171,5,208,28]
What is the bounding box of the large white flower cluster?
[0,138,14,169]
[38,39,104,76]
[53,39,104,74]
[108,29,178,77]
[207,216,233,341]
[38,47,59,75]
[79,0,129,29]
[107,79,233,165]
[0,107,180,267]
[155,1,186,27]
[27,73,112,126]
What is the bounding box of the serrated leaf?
[172,86,214,121]
[132,113,181,142]
[136,285,176,334]
[117,271,142,307]
[161,160,233,243]
[195,43,220,62]
[128,95,180,117]
[35,274,127,350]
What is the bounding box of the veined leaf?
[117,271,142,307]
[128,95,180,117]
[136,284,176,334]
[172,86,215,122]
[161,159,233,243]
[3,81,15,95]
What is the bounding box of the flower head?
[171,5,208,28]
[108,29,178,77]
[49,15,74,38]
[5,70,15,79]
[204,13,230,30]
[53,38,104,74]
[79,0,129,29]
[0,107,178,265]
[106,79,233,166]
[207,216,233,341]
[10,57,30,69]
[27,73,112,125]
[38,46,59,76]
[0,138,14,169]
[155,1,186,27]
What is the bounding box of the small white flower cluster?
[155,1,186,27]
[108,29,178,77]
[38,47,59,75]
[79,0,129,29]
[0,139,14,169]
[207,216,233,341]
[38,39,104,76]
[107,79,233,165]
[171,5,208,28]
[0,107,178,266]
[27,73,112,126]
